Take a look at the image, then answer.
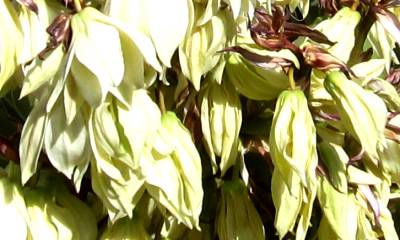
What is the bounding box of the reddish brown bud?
[302,45,354,78]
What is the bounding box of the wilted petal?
[358,185,381,227]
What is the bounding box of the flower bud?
[216,179,265,240]
[368,21,395,73]
[324,71,387,162]
[54,187,98,240]
[200,79,242,175]
[179,6,234,90]
[379,139,400,184]
[269,89,318,239]
[117,89,161,164]
[272,169,317,240]
[269,89,318,190]
[225,52,289,100]
[142,112,203,229]
[101,217,150,240]
[272,169,300,238]
[24,189,59,239]
[89,99,145,221]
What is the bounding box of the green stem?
[288,68,296,90]
[74,0,82,11]
[231,157,241,180]
[158,85,167,114]
[351,0,360,11]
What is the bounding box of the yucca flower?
[216,179,265,240]
[200,79,242,175]
[324,71,387,162]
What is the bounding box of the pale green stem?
[74,0,82,11]
[288,68,296,90]
[158,86,167,114]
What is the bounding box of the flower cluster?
[0,0,400,239]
